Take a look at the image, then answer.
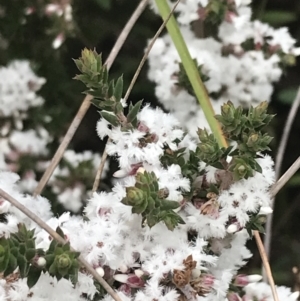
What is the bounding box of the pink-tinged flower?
[45,4,63,16]
[24,7,36,15]
[113,163,143,178]
[227,292,242,301]
[197,7,208,20]
[137,122,149,133]
[234,274,262,287]
[119,284,132,296]
[201,274,214,288]
[225,11,237,23]
[52,33,65,49]
[98,207,111,218]
[200,199,220,219]
[113,273,145,288]
[227,222,242,234]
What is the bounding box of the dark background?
[0,0,300,287]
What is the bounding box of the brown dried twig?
[0,187,123,301]
[92,0,181,192]
[34,0,150,197]
[262,156,300,283]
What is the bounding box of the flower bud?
[234,274,262,287]
[113,169,128,178]
[136,167,145,174]
[258,206,273,215]
[118,264,128,274]
[227,224,239,234]
[134,269,144,278]
[114,274,128,283]
[191,268,201,279]
[37,257,46,267]
[95,267,104,277]
[227,292,242,301]
[57,254,71,269]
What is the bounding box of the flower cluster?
[148,0,300,136]
[0,60,107,213]
[0,0,298,298]
[0,49,295,301]
[25,0,74,49]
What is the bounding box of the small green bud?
[221,102,231,115]
[255,101,268,116]
[237,165,246,174]
[127,187,144,202]
[56,254,72,270]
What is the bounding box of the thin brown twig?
[0,187,123,301]
[275,87,300,179]
[34,0,149,197]
[254,231,279,301]
[270,156,300,198]
[105,0,149,70]
[262,88,300,274]
[34,95,92,196]
[123,0,181,103]
[92,138,111,193]
[92,0,181,192]
[262,156,300,283]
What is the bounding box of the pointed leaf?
[159,200,180,211]
[27,266,42,288]
[127,100,143,124]
[114,76,123,102]
[4,254,17,277]
[56,226,65,239]
[17,255,28,277]
[25,248,36,261]
[100,111,119,127]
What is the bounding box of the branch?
[254,231,279,301]
[34,0,149,197]
[105,0,149,70]
[0,187,123,301]
[92,0,181,192]
[262,156,300,281]
[275,87,300,179]
[123,0,181,103]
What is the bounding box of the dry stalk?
[34,0,149,197]
[275,87,300,179]
[262,156,300,283]
[92,0,181,192]
[0,187,123,301]
[261,89,300,279]
[254,231,279,301]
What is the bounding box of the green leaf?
[27,266,42,288]
[127,100,143,124]
[48,240,58,253]
[4,254,17,277]
[159,200,180,211]
[25,248,36,261]
[100,111,119,127]
[26,240,35,249]
[19,243,26,255]
[17,255,28,277]
[45,254,55,267]
[56,227,65,239]
[262,11,297,26]
[114,76,123,102]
